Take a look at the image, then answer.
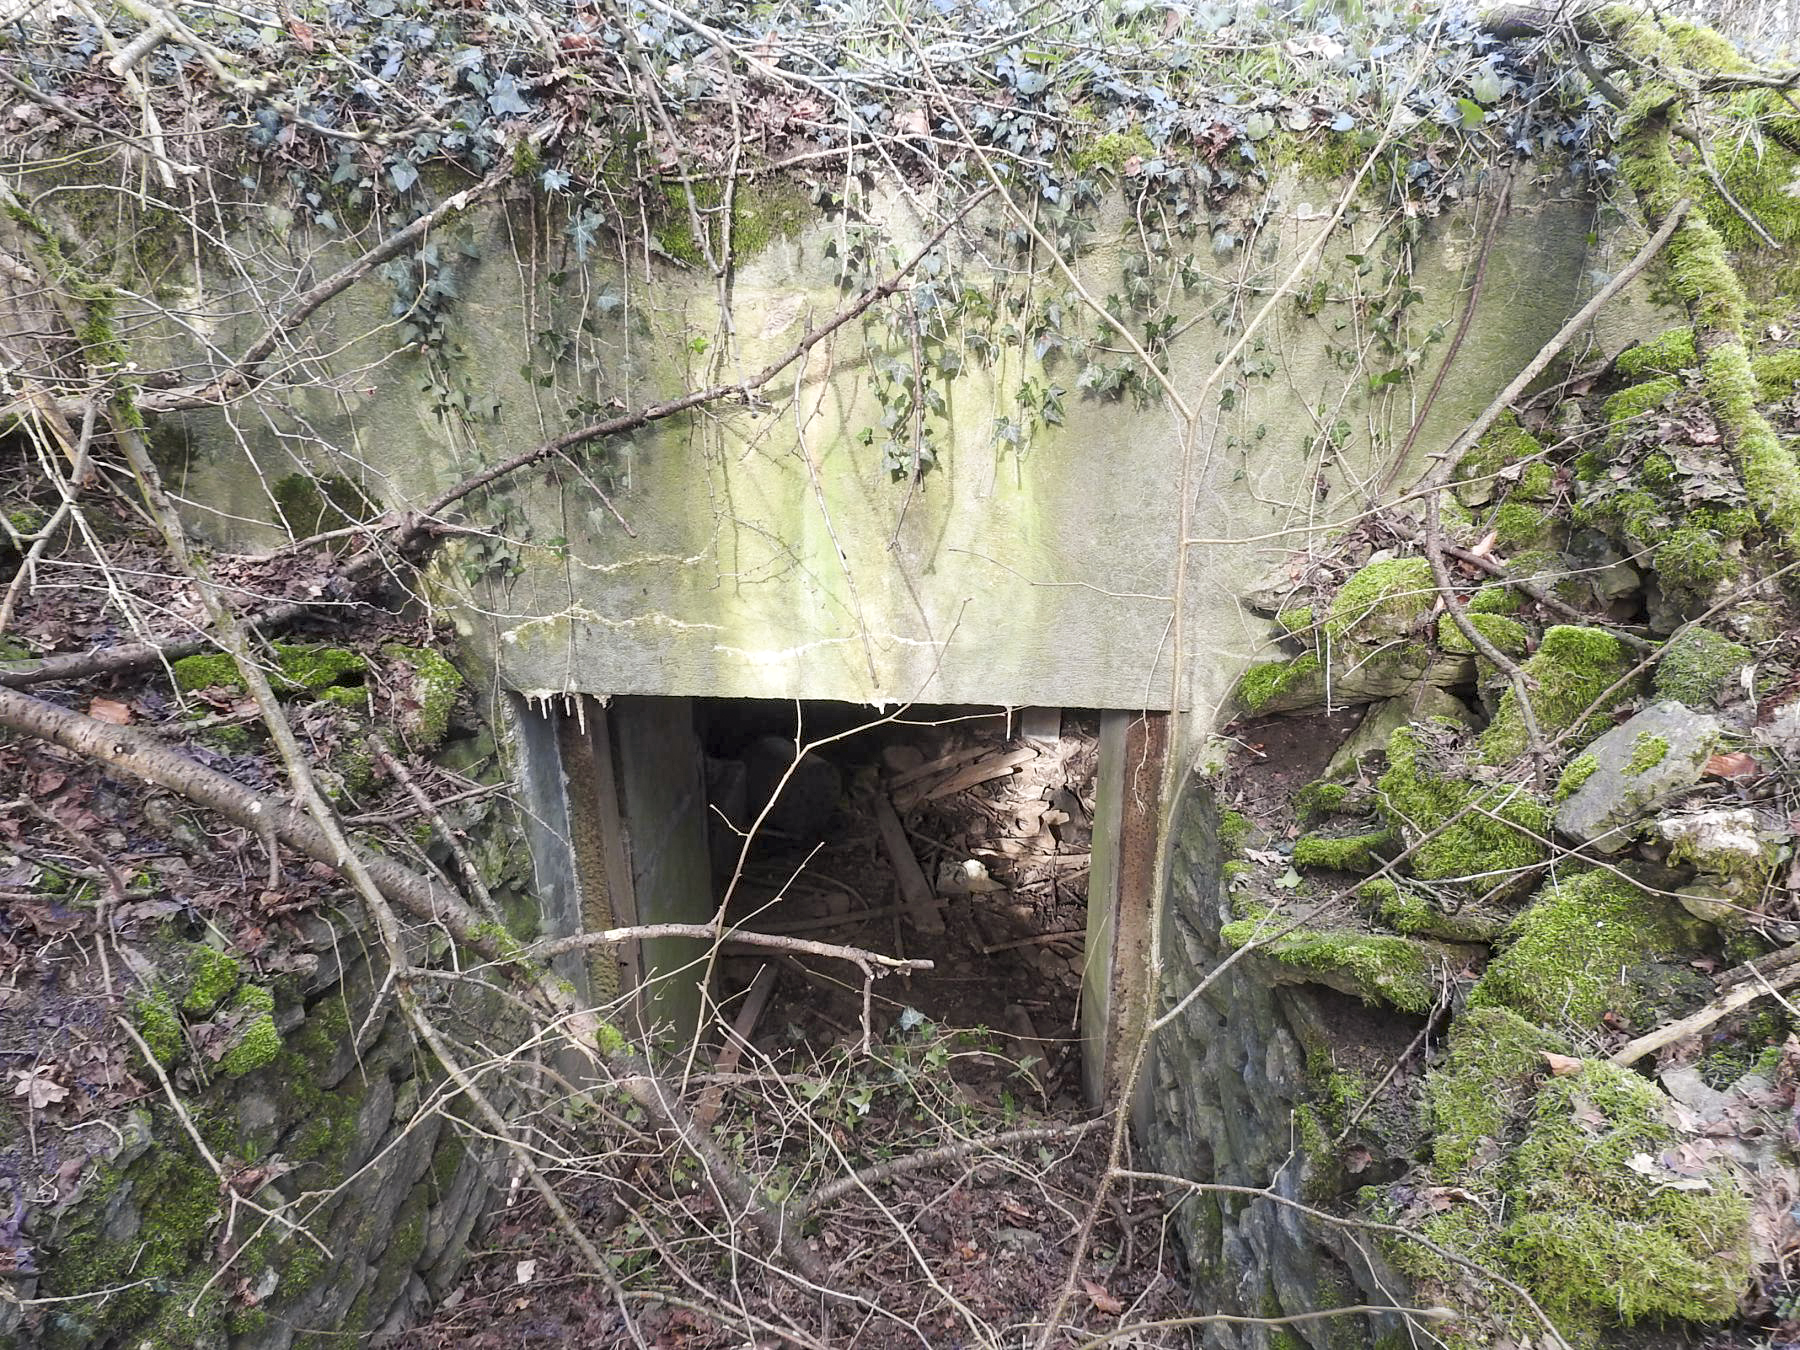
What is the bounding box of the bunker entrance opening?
[696,699,1098,1104]
[540,695,1156,1106]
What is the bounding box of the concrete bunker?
[522,694,1167,1103]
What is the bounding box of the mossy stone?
[1554,701,1720,853]
[1456,413,1544,508]
[380,643,463,750]
[1472,869,1706,1030]
[171,643,367,699]
[1378,726,1549,895]
[220,985,282,1078]
[1617,326,1697,378]
[1504,1061,1751,1324]
[1655,627,1752,705]
[181,947,241,1015]
[1291,827,1395,874]
[1435,611,1528,657]
[1479,626,1641,764]
[1425,1005,1568,1177]
[1324,557,1435,642]
[1237,651,1323,714]
[1220,912,1462,1015]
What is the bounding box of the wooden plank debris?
[896,747,1038,810]
[873,792,945,934]
[695,963,777,1128]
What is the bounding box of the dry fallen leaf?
[1083,1278,1124,1315]
[13,1066,67,1110]
[88,697,132,725]
[1544,1052,1584,1077]
[514,1259,536,1285]
[1704,751,1759,780]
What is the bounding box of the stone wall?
[1147,777,1418,1347]
[21,909,499,1349]
[6,697,534,1349]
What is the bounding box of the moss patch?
[1490,500,1551,547]
[172,642,367,698]
[221,985,282,1078]
[181,947,241,1014]
[1480,626,1641,763]
[654,177,813,266]
[1624,732,1670,775]
[1378,727,1549,890]
[1220,914,1445,1015]
[1294,780,1351,824]
[1618,326,1697,378]
[1472,869,1702,1030]
[1506,1061,1751,1324]
[1655,627,1752,705]
[1237,651,1322,713]
[1603,376,1680,440]
[1704,342,1800,547]
[1291,827,1394,874]
[1324,557,1435,641]
[131,989,183,1067]
[1751,346,1800,399]
[382,643,463,750]
[1071,128,1154,172]
[1457,413,1544,501]
[1425,1005,1568,1177]
[1555,752,1599,801]
[1436,611,1529,656]
[1275,605,1315,635]
[41,1120,223,1347]
[1653,521,1740,601]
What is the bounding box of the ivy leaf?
[541,168,571,193]
[1471,67,1505,105]
[488,75,531,116]
[1275,868,1302,890]
[388,158,419,193]
[1456,98,1485,130]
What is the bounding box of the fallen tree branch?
[1611,961,1800,1067]
[800,1118,1105,1216]
[527,924,935,973]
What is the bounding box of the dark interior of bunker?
[692,701,1098,1106]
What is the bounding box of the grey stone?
[1554,702,1721,853]
[743,735,842,838]
[1323,687,1476,780]
[1249,646,1475,715]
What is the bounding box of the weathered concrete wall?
[149,177,1605,720]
